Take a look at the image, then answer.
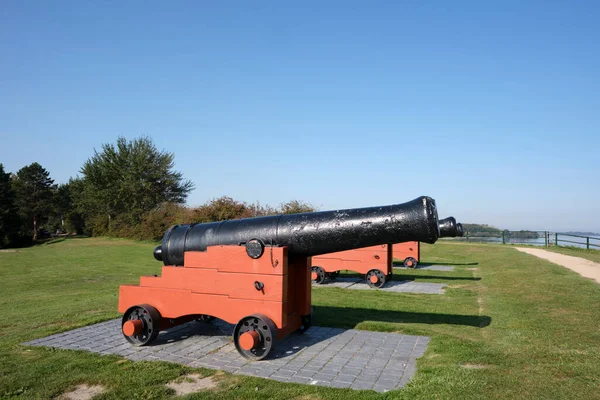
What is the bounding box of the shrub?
[135,203,194,240]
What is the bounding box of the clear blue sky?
[1,1,598,232]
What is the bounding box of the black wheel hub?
[312,266,326,284]
[299,314,312,333]
[366,269,387,288]
[122,304,161,346]
[233,314,276,360]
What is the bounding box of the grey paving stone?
[236,367,261,375]
[357,372,382,383]
[346,361,368,369]
[313,373,337,382]
[321,366,343,375]
[415,265,455,271]
[340,366,362,376]
[23,319,430,392]
[272,369,296,378]
[289,376,312,384]
[312,277,362,289]
[294,369,317,379]
[329,380,352,388]
[336,374,357,384]
[376,377,400,389]
[351,380,376,390]
[254,369,276,378]
[313,278,446,294]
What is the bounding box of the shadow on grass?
[39,236,93,246]
[314,306,491,328]
[393,261,479,266]
[17,235,90,248]
[392,274,481,282]
[340,272,481,281]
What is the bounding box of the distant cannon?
[439,217,459,238]
[119,196,439,360]
[394,241,420,268]
[311,241,421,287]
[311,244,393,288]
[311,216,463,285]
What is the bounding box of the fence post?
[466,231,469,242]
[502,231,505,244]
[555,232,558,247]
[587,237,590,250]
[545,231,548,247]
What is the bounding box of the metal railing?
[447,230,600,250]
[553,232,600,250]
[450,230,548,246]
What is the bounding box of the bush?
[80,197,318,241]
[193,196,255,222]
[135,203,194,241]
[84,214,110,237]
[280,200,316,214]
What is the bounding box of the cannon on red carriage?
[311,242,421,287]
[119,196,439,360]
[310,217,462,285]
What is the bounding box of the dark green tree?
[49,179,86,234]
[78,136,194,231]
[0,164,21,247]
[12,162,56,240]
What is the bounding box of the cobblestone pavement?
[393,264,455,271]
[313,277,446,294]
[415,265,455,272]
[24,319,430,393]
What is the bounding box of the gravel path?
[515,247,600,284]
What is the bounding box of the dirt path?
[515,247,600,284]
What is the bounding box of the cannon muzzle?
[439,217,459,237]
[154,196,440,266]
[456,223,464,237]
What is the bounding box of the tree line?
[0,137,314,248]
[461,224,541,239]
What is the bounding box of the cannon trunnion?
[119,196,440,360]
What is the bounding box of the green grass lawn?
[1,238,600,399]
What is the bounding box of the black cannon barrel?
[154,196,440,266]
[438,217,458,238]
[456,223,464,237]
